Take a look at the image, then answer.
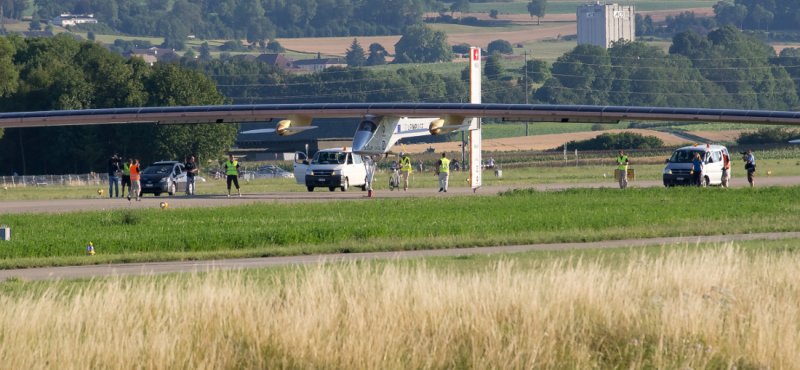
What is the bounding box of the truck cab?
[293,147,367,192]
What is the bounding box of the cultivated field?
[2,243,799,368]
[404,128,691,152]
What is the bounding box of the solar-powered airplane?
[3,46,800,191]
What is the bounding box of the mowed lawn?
[1,186,799,267]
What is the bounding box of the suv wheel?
[340,177,349,192]
[307,186,315,192]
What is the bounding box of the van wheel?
[307,186,314,192]
[340,177,349,192]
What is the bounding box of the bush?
[219,40,246,52]
[556,132,665,151]
[737,127,800,145]
[487,39,513,54]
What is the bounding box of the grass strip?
[0,186,798,268]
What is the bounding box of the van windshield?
[669,150,705,163]
[311,152,346,165]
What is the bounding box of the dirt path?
[2,231,797,281]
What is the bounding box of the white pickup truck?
[293,147,368,192]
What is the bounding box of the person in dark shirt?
[107,154,121,198]
[184,155,199,195]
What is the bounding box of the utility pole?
[524,50,529,136]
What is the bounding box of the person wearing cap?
[107,154,121,198]
[399,152,412,191]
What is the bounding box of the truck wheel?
[340,177,349,192]
[307,186,314,192]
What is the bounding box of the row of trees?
[32,0,439,41]
[0,35,237,175]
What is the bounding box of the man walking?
[437,152,450,193]
[743,149,756,187]
[225,154,241,197]
[616,150,629,189]
[399,152,412,191]
[121,158,132,198]
[184,155,198,196]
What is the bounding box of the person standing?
[722,151,731,188]
[399,152,412,191]
[128,159,142,201]
[225,154,241,197]
[743,149,756,187]
[121,158,132,198]
[692,152,704,187]
[184,155,199,196]
[436,152,450,193]
[107,154,121,198]
[616,150,629,189]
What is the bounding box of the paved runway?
[1,176,797,214]
[2,232,799,281]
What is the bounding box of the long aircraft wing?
[2,103,800,128]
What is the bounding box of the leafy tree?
[713,1,747,29]
[266,40,284,52]
[145,63,236,161]
[487,39,513,54]
[184,48,196,59]
[558,132,664,151]
[0,36,18,98]
[449,0,469,16]
[199,42,212,61]
[345,38,366,67]
[522,59,549,83]
[737,127,800,145]
[635,14,655,36]
[28,19,41,31]
[527,0,547,25]
[489,9,499,19]
[484,53,503,80]
[1,0,28,20]
[394,24,452,63]
[366,42,387,66]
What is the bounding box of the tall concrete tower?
[577,2,635,48]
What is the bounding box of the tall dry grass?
[1,245,799,369]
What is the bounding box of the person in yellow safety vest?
[616,150,629,189]
[224,153,241,197]
[121,158,132,198]
[399,152,412,191]
[436,152,450,193]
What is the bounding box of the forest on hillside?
[32,0,439,40]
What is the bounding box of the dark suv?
[140,161,184,196]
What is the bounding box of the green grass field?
[1,185,799,268]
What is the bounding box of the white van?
[663,144,730,187]
[293,147,368,192]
